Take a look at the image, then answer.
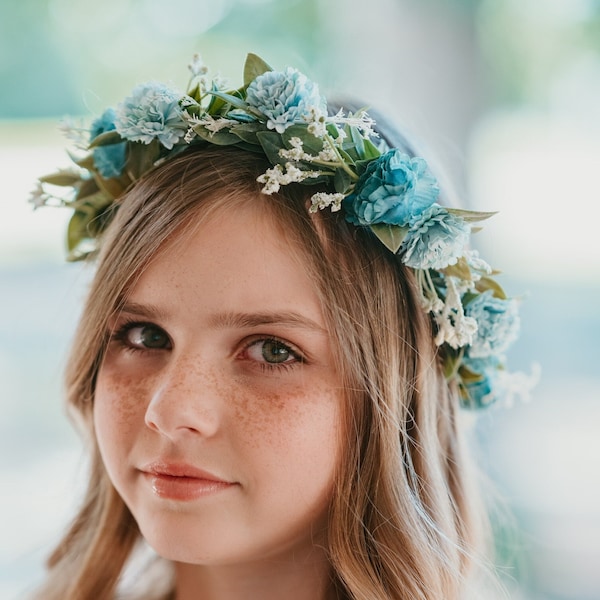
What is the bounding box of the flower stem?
[324,135,359,181]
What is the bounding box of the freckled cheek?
[93,366,154,443]
[228,377,344,452]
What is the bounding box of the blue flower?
[246,67,326,134]
[90,108,126,179]
[343,150,439,228]
[401,204,470,270]
[462,356,500,408]
[114,82,187,149]
[465,291,520,359]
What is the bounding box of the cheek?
[228,374,344,457]
[94,369,151,449]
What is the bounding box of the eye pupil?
[262,340,290,363]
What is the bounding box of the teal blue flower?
[246,67,326,134]
[465,291,520,359]
[90,108,126,179]
[401,204,470,269]
[114,82,187,149]
[343,150,439,228]
[462,356,499,408]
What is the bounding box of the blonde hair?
[34,146,489,600]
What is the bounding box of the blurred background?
[1,0,599,598]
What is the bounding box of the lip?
[140,461,236,501]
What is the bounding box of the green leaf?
[326,122,340,139]
[256,131,286,165]
[88,130,123,148]
[207,90,249,111]
[333,169,352,194]
[192,126,241,146]
[369,224,408,253]
[74,178,100,202]
[282,125,324,155]
[457,364,484,384]
[475,276,507,299]
[230,122,263,145]
[93,173,128,199]
[66,208,101,253]
[447,208,497,223]
[65,188,116,259]
[348,125,365,159]
[187,83,202,103]
[442,350,462,379]
[243,53,273,86]
[39,171,82,186]
[443,257,472,280]
[68,151,95,171]
[362,137,381,160]
[66,212,86,253]
[125,139,161,180]
[337,146,356,167]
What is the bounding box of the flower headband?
[31,52,535,409]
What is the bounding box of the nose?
[144,355,224,439]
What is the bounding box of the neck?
[173,554,338,600]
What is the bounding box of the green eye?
[261,340,292,363]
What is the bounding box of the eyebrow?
[208,310,327,333]
[116,302,327,334]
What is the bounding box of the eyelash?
[108,321,305,371]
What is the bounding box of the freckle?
[95,372,148,439]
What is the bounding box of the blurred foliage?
[0,0,80,117]
[476,0,600,105]
[2,0,599,118]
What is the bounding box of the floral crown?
[31,52,535,409]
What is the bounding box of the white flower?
[28,182,49,209]
[309,192,345,213]
[58,117,88,149]
[279,137,313,161]
[421,295,444,313]
[305,106,327,137]
[433,277,478,348]
[257,164,285,194]
[188,53,208,77]
[330,108,378,139]
[257,162,321,194]
[317,145,338,162]
[196,115,237,134]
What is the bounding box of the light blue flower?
[462,356,500,408]
[465,290,520,359]
[401,204,471,269]
[343,150,439,228]
[114,82,187,149]
[246,67,326,134]
[90,108,126,179]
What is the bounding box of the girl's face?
[94,201,344,568]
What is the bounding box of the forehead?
[127,200,325,322]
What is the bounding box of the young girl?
[31,53,523,600]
